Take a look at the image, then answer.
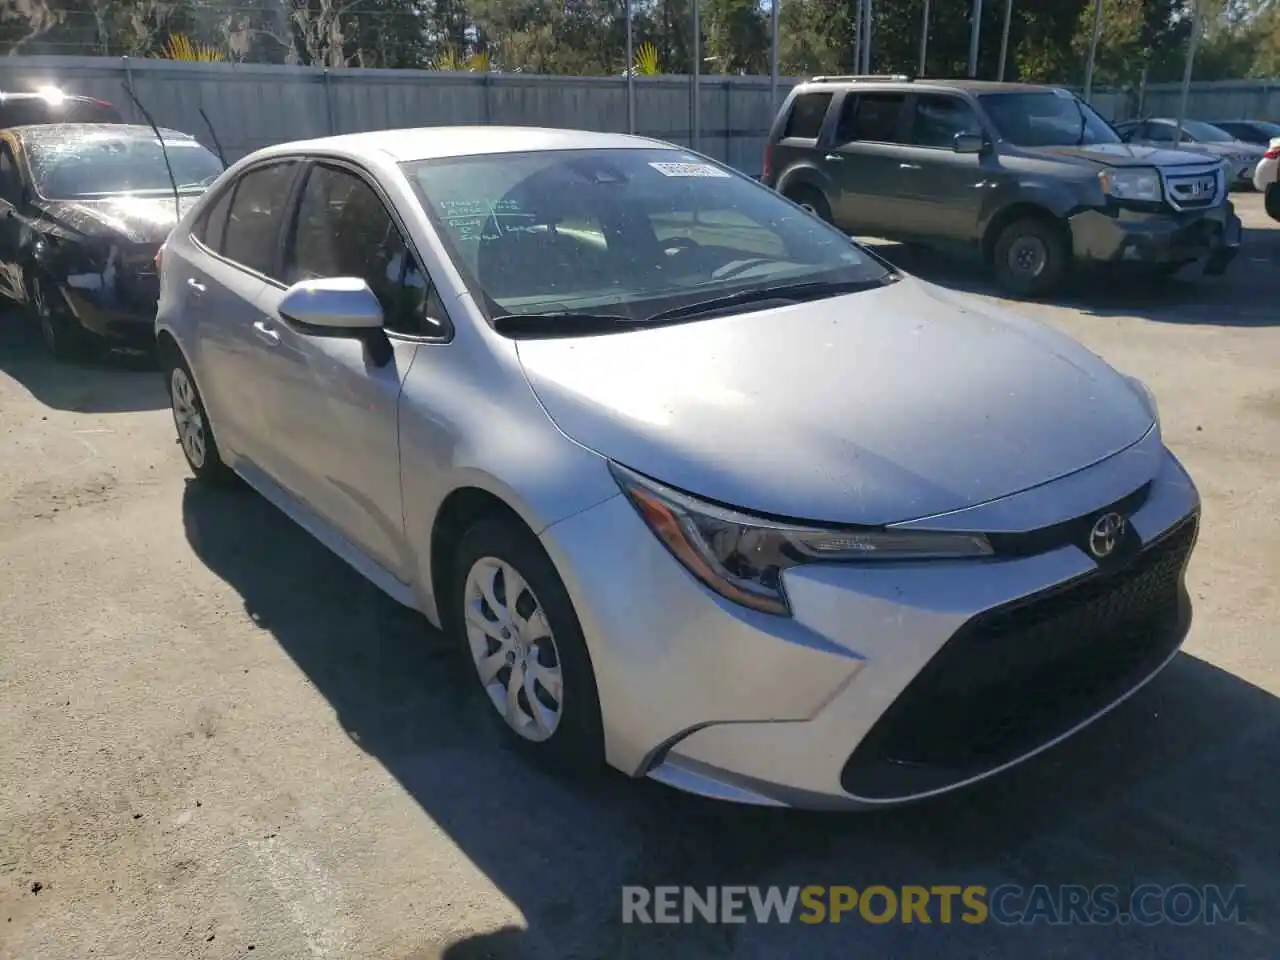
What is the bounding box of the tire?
[446,513,605,776]
[992,216,1070,298]
[163,352,235,485]
[30,274,96,363]
[786,185,834,224]
[1266,183,1280,222]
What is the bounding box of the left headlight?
[610,462,993,617]
[1099,167,1162,202]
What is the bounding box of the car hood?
[1031,143,1221,168]
[515,278,1155,526]
[32,193,202,245]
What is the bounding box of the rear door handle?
[186,278,206,294]
[823,153,844,162]
[252,319,280,346]
[899,162,922,170]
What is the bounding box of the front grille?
[840,512,1198,800]
[1164,167,1222,211]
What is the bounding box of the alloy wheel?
[170,367,207,469]
[462,556,564,742]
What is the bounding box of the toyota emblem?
[1088,512,1126,560]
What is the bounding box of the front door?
[254,161,430,580]
[823,91,911,238]
[893,93,992,244]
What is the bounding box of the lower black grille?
[841,512,1199,800]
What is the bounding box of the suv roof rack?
[809,74,914,84]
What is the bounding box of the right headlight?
[610,462,993,617]
[1099,167,1162,202]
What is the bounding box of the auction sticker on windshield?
[649,161,731,178]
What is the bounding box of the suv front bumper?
[1068,202,1241,275]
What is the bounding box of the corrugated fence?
[1,56,1275,176]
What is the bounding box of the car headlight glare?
[1100,167,1162,202]
[610,463,993,617]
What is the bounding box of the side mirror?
[278,277,384,332]
[953,132,986,155]
[277,277,392,366]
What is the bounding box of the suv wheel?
[786,186,833,224]
[992,217,1069,298]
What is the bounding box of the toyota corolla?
[155,127,1200,809]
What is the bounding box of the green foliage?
[635,41,661,75]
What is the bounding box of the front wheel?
[991,217,1070,298]
[31,275,95,363]
[447,514,605,775]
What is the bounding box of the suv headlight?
[1100,167,1162,202]
[610,462,993,617]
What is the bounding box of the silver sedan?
[155,126,1200,809]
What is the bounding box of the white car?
[1252,137,1279,220]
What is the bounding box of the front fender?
[979,178,1089,235]
[774,161,837,202]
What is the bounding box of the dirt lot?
[1,195,1277,960]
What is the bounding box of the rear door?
[823,90,910,238]
[893,92,991,243]
[183,159,303,467]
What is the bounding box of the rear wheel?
[992,217,1070,298]
[31,275,95,363]
[786,185,834,224]
[164,353,234,485]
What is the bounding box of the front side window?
[836,93,907,144]
[908,95,984,148]
[979,91,1122,148]
[221,161,299,279]
[284,163,442,336]
[1144,122,1178,143]
[402,148,891,329]
[26,133,223,200]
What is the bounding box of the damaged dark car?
[0,123,223,361]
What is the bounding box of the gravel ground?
[1,194,1277,960]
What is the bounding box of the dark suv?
[762,76,1242,296]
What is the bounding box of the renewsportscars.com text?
[621,884,1247,926]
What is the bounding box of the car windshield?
[401,147,890,326]
[979,91,1122,147]
[27,134,223,200]
[1179,120,1234,142]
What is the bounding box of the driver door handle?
[823,153,844,162]
[186,278,206,294]
[252,319,280,346]
[899,162,922,170]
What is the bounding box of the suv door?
[255,160,443,579]
[184,159,302,467]
[894,92,992,243]
[823,90,910,237]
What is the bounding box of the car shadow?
[867,222,1279,329]
[0,310,166,413]
[181,480,1279,959]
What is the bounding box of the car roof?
[794,77,1062,96]
[6,122,196,143]
[0,91,107,103]
[253,125,672,163]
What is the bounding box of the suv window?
[783,93,833,139]
[221,160,299,279]
[284,163,445,336]
[908,94,983,148]
[835,93,907,144]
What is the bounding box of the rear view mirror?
[278,277,384,332]
[953,133,985,154]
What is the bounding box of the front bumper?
[1068,201,1241,273]
[539,430,1200,810]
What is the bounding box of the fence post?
[323,67,335,134]
[967,0,983,78]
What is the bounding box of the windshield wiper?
[1076,100,1089,146]
[491,311,639,337]
[643,275,896,324]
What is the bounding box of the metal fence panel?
[1,56,1274,176]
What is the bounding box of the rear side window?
[221,160,299,279]
[783,93,833,139]
[836,93,907,144]
[194,185,234,252]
